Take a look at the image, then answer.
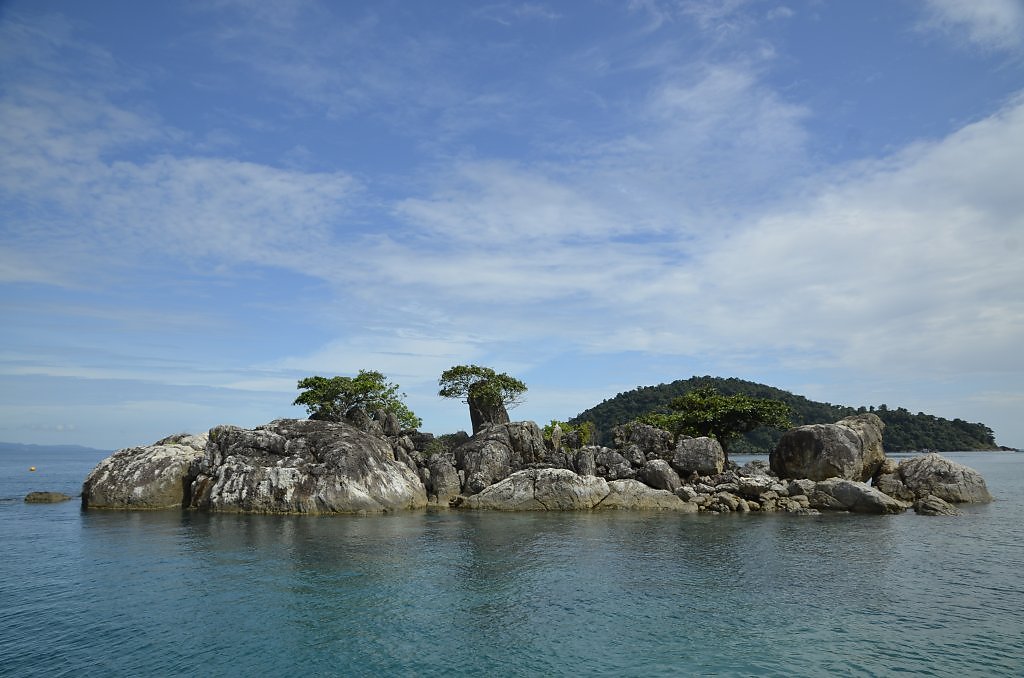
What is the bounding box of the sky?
[1,0,1023,450]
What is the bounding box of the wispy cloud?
[919,0,1024,53]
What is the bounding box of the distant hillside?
[0,441,110,455]
[568,376,999,453]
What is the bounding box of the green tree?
[438,364,527,434]
[542,420,593,449]
[294,371,421,429]
[639,385,791,462]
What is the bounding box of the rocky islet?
[80,412,993,516]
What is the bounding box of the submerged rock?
[913,494,961,516]
[25,491,73,503]
[82,433,208,509]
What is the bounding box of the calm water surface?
[1,448,1022,676]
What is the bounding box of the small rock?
[25,491,73,503]
[913,494,961,516]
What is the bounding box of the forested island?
[570,376,1001,453]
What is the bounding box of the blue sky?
[2,0,1023,450]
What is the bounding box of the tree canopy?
[294,371,421,430]
[638,385,791,460]
[438,365,527,408]
[438,364,527,433]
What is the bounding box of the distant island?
[570,376,1003,453]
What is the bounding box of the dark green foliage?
[637,385,791,458]
[437,364,527,408]
[570,376,998,453]
[294,371,422,430]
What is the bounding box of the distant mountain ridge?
[568,376,1000,453]
[0,441,111,455]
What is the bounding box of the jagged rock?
[465,469,609,510]
[612,422,674,461]
[738,459,772,477]
[638,459,682,492]
[873,471,915,502]
[913,494,961,516]
[454,421,548,494]
[594,447,635,481]
[574,447,597,476]
[897,453,992,503]
[426,456,461,504]
[620,444,647,468]
[25,491,73,503]
[771,414,886,482]
[670,437,725,476]
[82,433,208,509]
[599,480,697,512]
[675,485,699,502]
[808,478,909,514]
[188,419,426,514]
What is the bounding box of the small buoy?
[29,467,36,472]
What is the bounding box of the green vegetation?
[570,376,998,453]
[294,371,422,430]
[542,419,594,448]
[438,364,527,432]
[636,385,791,461]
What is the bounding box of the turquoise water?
[2,448,1022,676]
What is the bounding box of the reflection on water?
[1,453,1022,676]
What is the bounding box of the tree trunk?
[468,393,510,434]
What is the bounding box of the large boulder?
[82,433,208,509]
[638,459,682,492]
[189,419,426,513]
[454,421,548,494]
[897,453,992,503]
[670,437,725,476]
[465,469,609,510]
[808,478,909,514]
[593,447,635,480]
[598,480,698,512]
[425,455,462,504]
[770,414,886,482]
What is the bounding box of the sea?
[1,445,1022,677]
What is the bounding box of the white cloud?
[920,0,1024,53]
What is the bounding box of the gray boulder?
[454,421,548,494]
[426,455,462,504]
[913,494,961,516]
[82,432,208,509]
[808,478,909,514]
[898,453,992,503]
[189,419,426,514]
[599,480,697,512]
[573,447,597,476]
[770,413,886,482]
[638,459,682,492]
[594,447,635,480]
[465,469,609,510]
[670,437,725,476]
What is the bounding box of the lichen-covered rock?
[465,469,609,510]
[808,478,909,514]
[189,419,426,514]
[898,453,992,503]
[670,437,725,476]
[770,414,886,482]
[638,459,682,492]
[599,480,697,512]
[82,433,208,509]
